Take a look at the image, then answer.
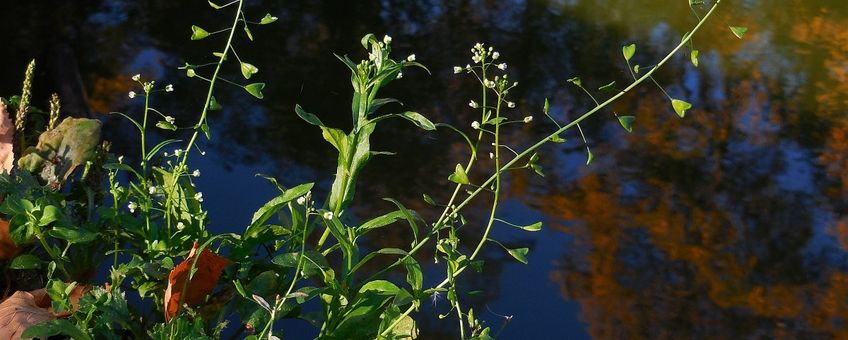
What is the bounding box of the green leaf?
[530,164,545,177]
[145,139,181,161]
[243,25,253,41]
[190,25,209,40]
[295,104,323,126]
[617,115,635,132]
[507,248,529,264]
[448,164,469,185]
[622,44,636,61]
[233,280,248,298]
[358,210,406,233]
[244,83,265,99]
[671,99,692,118]
[212,51,228,60]
[10,254,41,269]
[201,121,211,140]
[248,182,314,231]
[598,81,616,93]
[690,50,699,67]
[39,205,60,226]
[155,120,177,131]
[272,251,330,277]
[521,222,542,232]
[208,0,222,9]
[400,111,436,131]
[586,148,594,165]
[21,319,92,340]
[566,76,582,87]
[259,14,278,24]
[49,227,98,244]
[543,98,550,115]
[403,257,423,293]
[208,96,222,110]
[729,26,748,39]
[422,194,435,205]
[549,134,566,143]
[240,62,259,79]
[634,65,640,74]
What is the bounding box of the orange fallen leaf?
[0,101,14,175]
[164,242,230,321]
[0,290,54,340]
[0,219,17,260]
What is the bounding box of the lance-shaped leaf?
[400,111,436,131]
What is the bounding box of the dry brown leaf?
[0,290,54,340]
[0,101,13,175]
[0,219,17,260]
[164,243,230,321]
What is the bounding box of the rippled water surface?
[2,0,846,338]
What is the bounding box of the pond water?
[2,0,847,338]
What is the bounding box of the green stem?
[34,228,71,280]
[380,0,723,334]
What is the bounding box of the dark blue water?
[2,0,846,338]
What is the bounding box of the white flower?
[165,116,175,124]
[396,71,403,79]
[489,152,494,159]
[323,211,334,220]
[176,222,185,230]
[465,64,471,70]
[132,74,140,81]
[492,51,500,60]
[474,42,483,49]
[162,152,169,157]
[507,101,515,108]
[148,186,156,195]
[192,169,201,177]
[118,155,124,163]
[127,201,137,213]
[165,84,174,92]
[174,149,184,157]
[523,116,534,123]
[368,53,376,61]
[453,66,462,74]
[469,100,479,108]
[407,54,416,62]
[383,35,392,44]
[484,80,495,88]
[194,192,203,202]
[296,196,306,205]
[498,63,507,70]
[471,121,480,129]
[128,91,136,99]
[472,55,482,63]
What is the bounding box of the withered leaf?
[164,243,230,321]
